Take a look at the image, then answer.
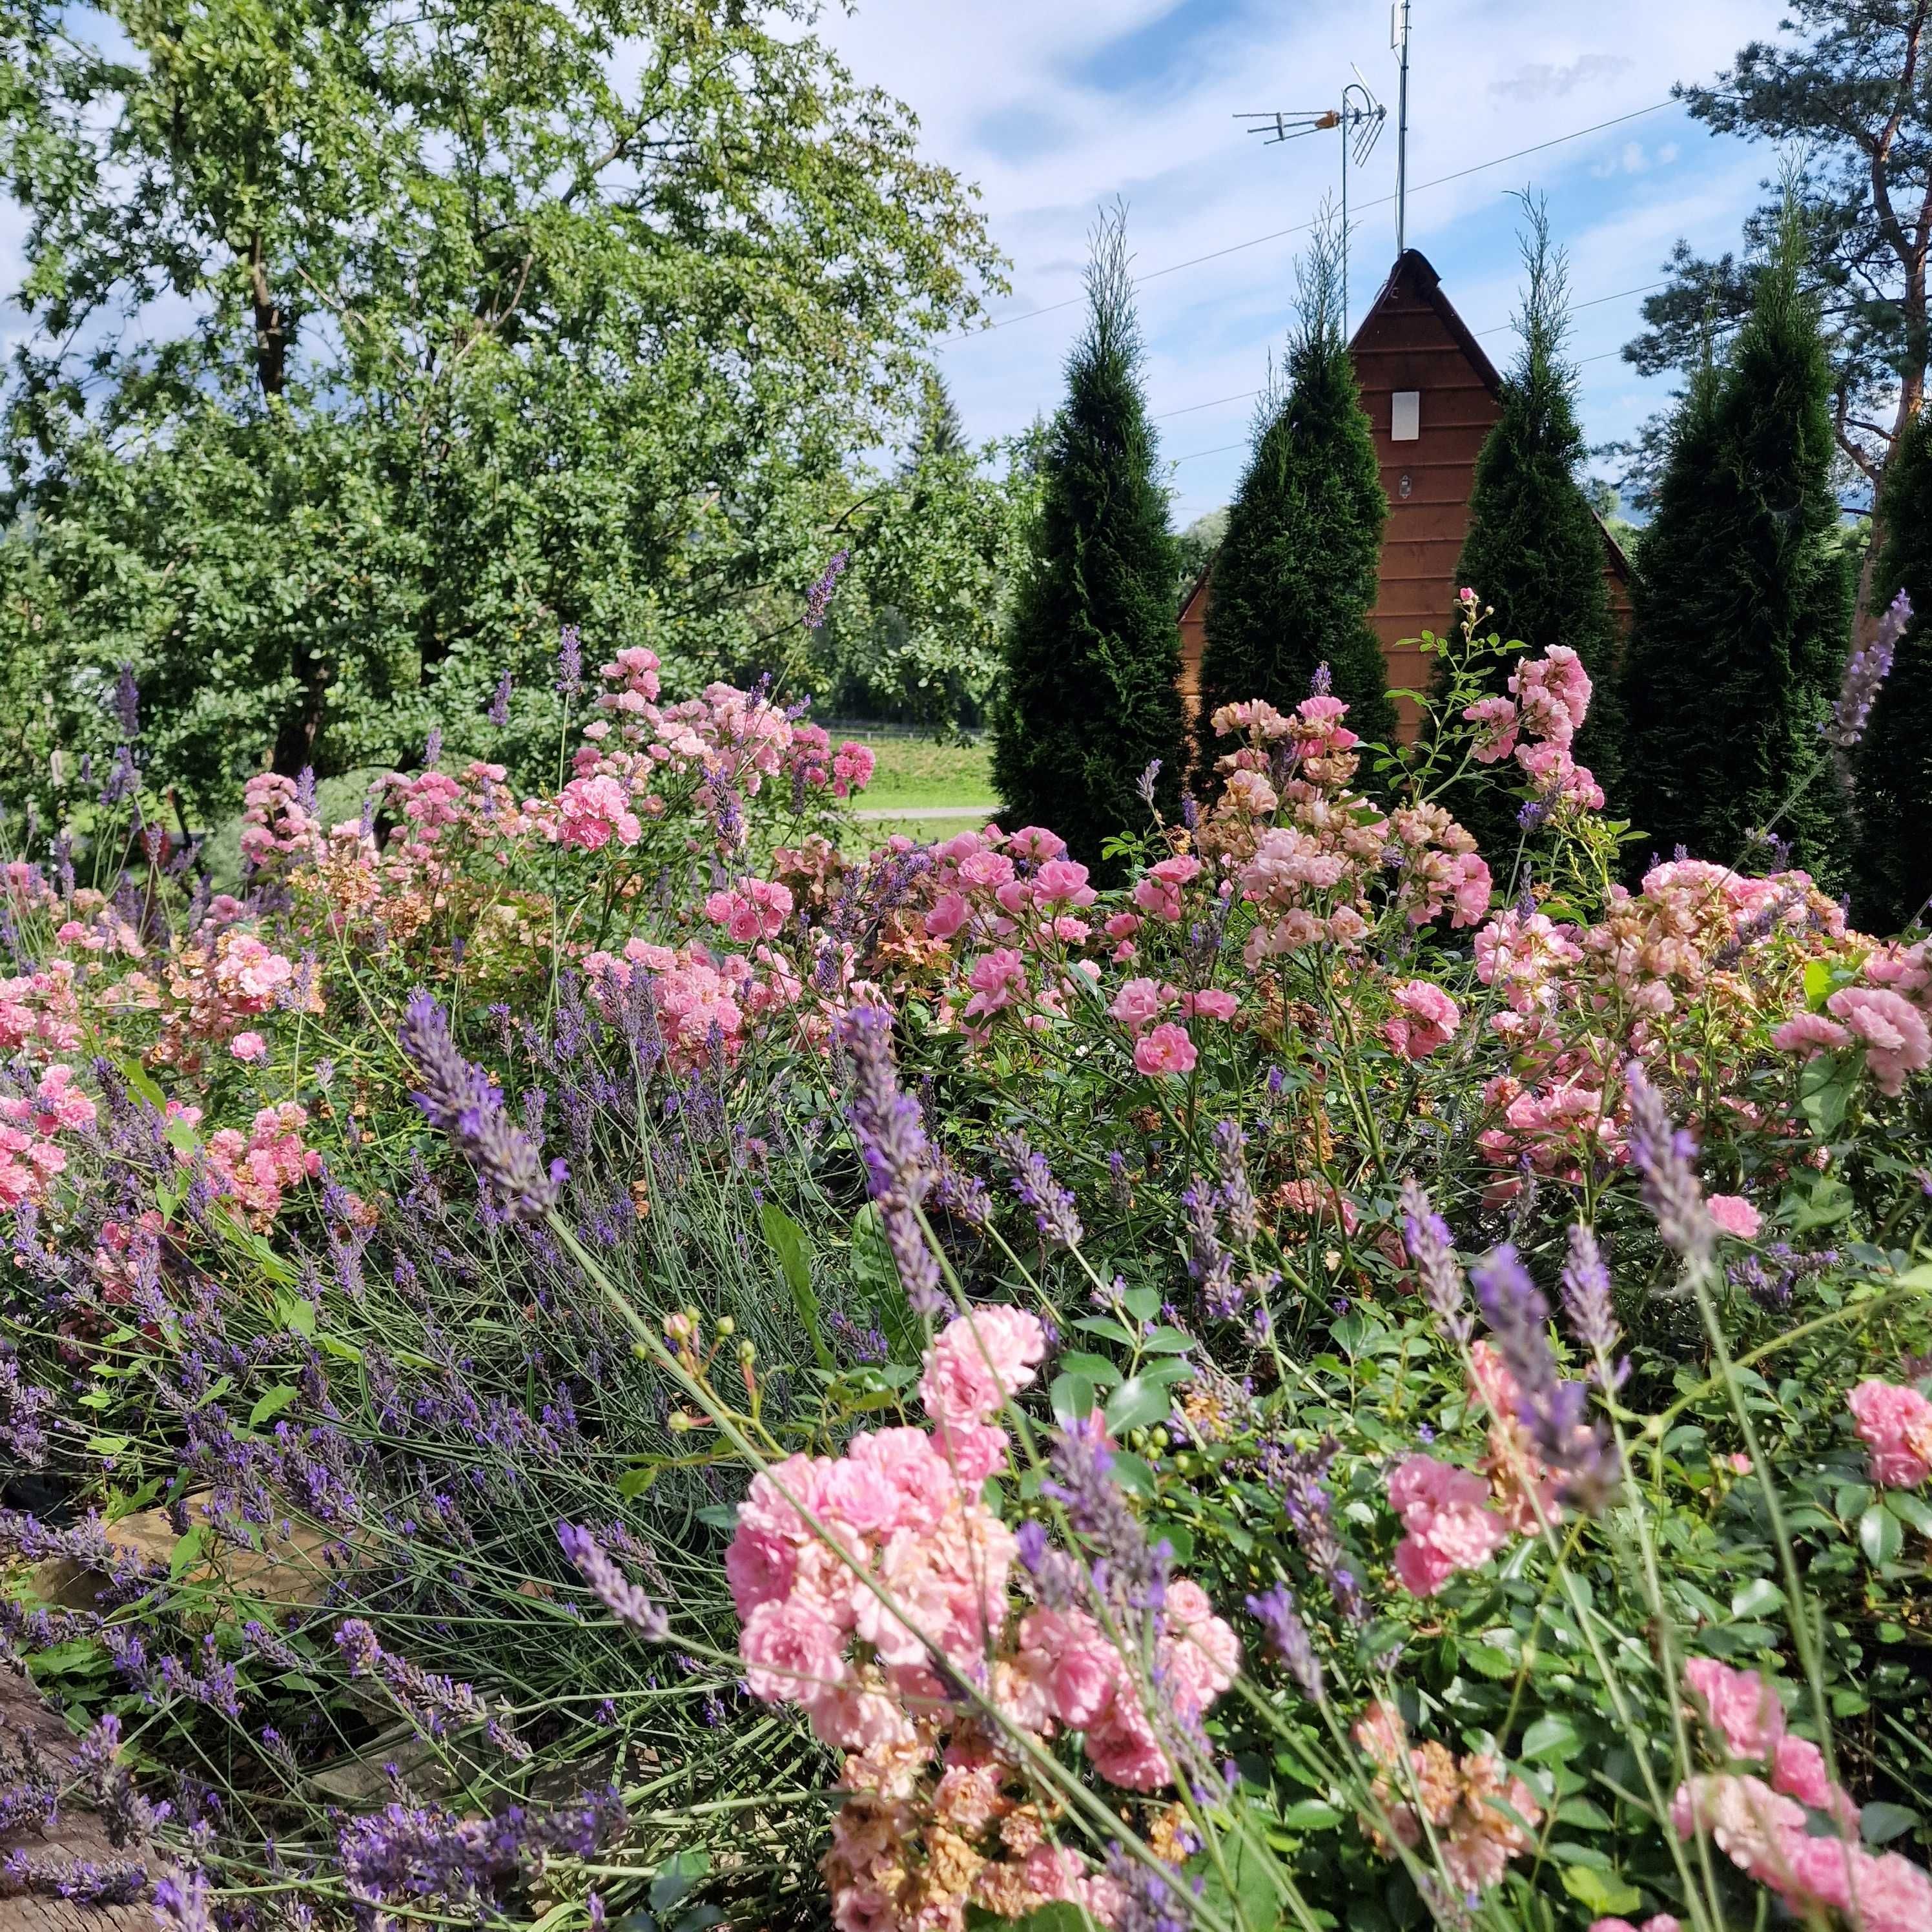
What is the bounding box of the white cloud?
[821,0,1775,509]
[1490,52,1634,101]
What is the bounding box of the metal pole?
[1340,103,1350,327]
[1393,0,1411,255]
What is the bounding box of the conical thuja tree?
[1851,404,1932,932]
[1621,187,1853,882]
[1196,212,1395,763]
[1441,196,1625,862]
[993,205,1184,869]
[1619,348,1727,863]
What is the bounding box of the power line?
[1170,441,1249,467]
[949,99,1674,344]
[1151,278,1669,424]
[1474,279,1667,337]
[1151,389,1264,422]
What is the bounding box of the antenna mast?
[1236,81,1385,333]
[1392,0,1412,254]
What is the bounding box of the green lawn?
[847,733,998,845]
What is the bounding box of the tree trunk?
[250,230,287,398]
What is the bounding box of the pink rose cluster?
[203,1102,322,1225]
[0,1064,98,1211]
[555,774,642,852]
[1673,1658,1932,1932]
[1012,1578,1238,1793]
[923,827,1103,951]
[582,938,800,1074]
[1382,979,1461,1060]
[1206,696,1491,967]
[1386,1453,1513,1596]
[159,929,323,1067]
[761,723,876,801]
[728,1306,1046,1750]
[238,771,327,872]
[704,875,795,944]
[0,962,83,1060]
[1847,1377,1932,1490]
[1773,967,1932,1098]
[1465,860,1858,1190]
[1463,644,1604,812]
[729,1304,1239,1932]
[1131,853,1202,923]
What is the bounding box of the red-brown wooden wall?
[1178,249,1630,741]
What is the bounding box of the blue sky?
[824,0,1783,526]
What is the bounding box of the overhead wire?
[1155,279,1670,442]
[946,99,1676,344]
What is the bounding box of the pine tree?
[1441,198,1626,862]
[1618,189,1853,883]
[992,206,1184,871]
[1851,404,1932,932]
[1196,216,1395,762]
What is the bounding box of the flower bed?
[1,618,1929,1932]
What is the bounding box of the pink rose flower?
[229,1031,267,1064]
[1382,980,1461,1059]
[917,1306,1047,1430]
[1826,985,1931,1096]
[1034,858,1097,907]
[739,1597,846,1703]
[1134,1022,1197,1076]
[924,891,968,941]
[1847,1377,1932,1488]
[1021,1608,1120,1729]
[1109,976,1171,1032]
[1182,987,1239,1022]
[1769,1735,1859,1833]
[1386,1454,1510,1595]
[1683,1657,1785,1762]
[1769,1011,1853,1056]
[723,1527,797,1618]
[1706,1194,1761,1241]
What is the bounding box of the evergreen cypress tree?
[1441,198,1625,862]
[1196,218,1395,761]
[992,207,1184,870]
[1618,191,1853,883]
[1620,351,1727,863]
[1851,405,1932,932]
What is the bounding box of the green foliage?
[1620,4,1932,495]
[812,382,1041,730]
[1439,198,1626,863]
[1196,218,1395,765]
[1621,194,1855,886]
[1852,405,1932,932]
[992,206,1184,869]
[0,0,1003,819]
[1173,509,1226,606]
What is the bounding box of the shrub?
[1621,193,1855,887]
[1851,404,1932,933]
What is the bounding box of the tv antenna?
[1237,74,1386,329]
